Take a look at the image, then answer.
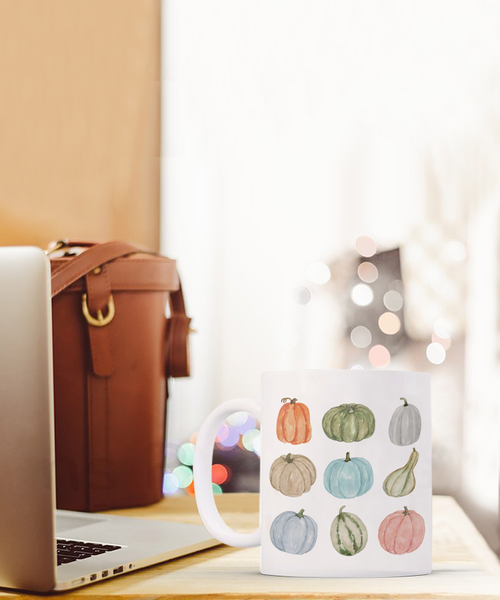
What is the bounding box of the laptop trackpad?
[56,513,106,534]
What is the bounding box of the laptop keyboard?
[57,539,122,566]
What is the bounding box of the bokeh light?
[355,235,377,257]
[292,285,311,305]
[426,342,446,364]
[433,318,453,339]
[432,332,452,350]
[173,465,193,488]
[234,414,257,435]
[350,364,366,370]
[378,312,401,335]
[307,262,331,285]
[383,290,404,312]
[212,464,229,485]
[227,412,248,426]
[189,432,199,444]
[357,261,379,283]
[218,427,239,449]
[350,326,372,348]
[177,442,195,466]
[216,423,229,443]
[351,283,374,307]
[163,472,180,494]
[368,345,391,368]
[212,483,223,495]
[185,481,195,495]
[242,428,260,452]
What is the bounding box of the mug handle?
[193,398,262,547]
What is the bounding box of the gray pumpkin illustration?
[388,397,421,446]
[270,508,318,554]
[269,453,316,497]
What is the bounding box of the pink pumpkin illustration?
[378,506,425,555]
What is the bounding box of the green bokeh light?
[177,442,196,466]
[173,465,193,488]
[212,483,223,494]
[242,428,260,452]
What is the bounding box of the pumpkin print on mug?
[378,506,425,555]
[383,448,419,498]
[276,397,312,444]
[270,453,317,497]
[322,403,375,443]
[324,452,373,499]
[270,509,318,555]
[388,397,422,446]
[330,505,368,556]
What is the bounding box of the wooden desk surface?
[4,494,500,599]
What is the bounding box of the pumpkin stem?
[401,397,408,407]
[339,505,346,514]
[345,452,351,462]
[296,509,305,518]
[284,453,293,463]
[281,397,297,405]
[403,506,409,516]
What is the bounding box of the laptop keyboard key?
[56,538,123,566]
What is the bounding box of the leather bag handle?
[48,240,191,378]
[50,241,153,298]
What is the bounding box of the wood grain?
[2,494,499,599]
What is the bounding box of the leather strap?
[85,265,115,377]
[166,284,191,378]
[51,241,152,298]
[49,240,191,379]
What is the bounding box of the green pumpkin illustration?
[322,403,375,442]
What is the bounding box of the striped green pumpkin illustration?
[330,505,368,556]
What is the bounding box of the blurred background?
[162,0,500,556]
[0,0,499,555]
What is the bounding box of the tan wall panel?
[0,0,161,250]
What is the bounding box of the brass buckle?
[44,239,69,256]
[82,293,115,327]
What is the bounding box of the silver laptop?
[0,246,217,592]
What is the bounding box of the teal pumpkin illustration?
[324,452,373,499]
[270,508,318,555]
[322,403,375,443]
[331,505,368,556]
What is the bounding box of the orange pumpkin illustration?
[276,398,312,444]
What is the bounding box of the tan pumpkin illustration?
[276,397,312,444]
[269,453,317,497]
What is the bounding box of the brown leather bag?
[48,240,190,512]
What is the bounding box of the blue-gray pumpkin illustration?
[388,397,422,446]
[270,509,318,555]
[324,452,373,499]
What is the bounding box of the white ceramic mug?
[194,370,431,577]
